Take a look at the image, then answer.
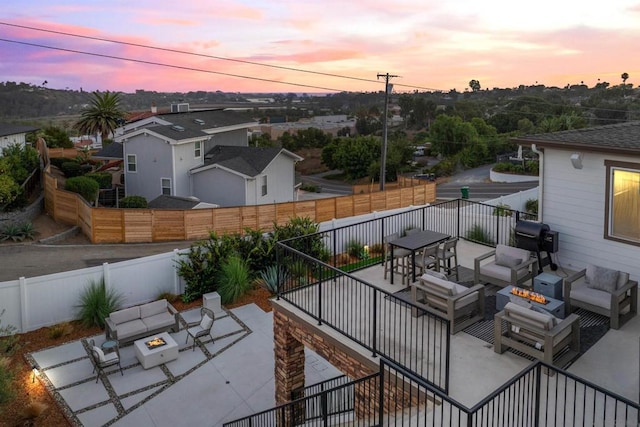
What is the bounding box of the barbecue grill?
[514,220,558,273]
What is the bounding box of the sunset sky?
[1,0,639,94]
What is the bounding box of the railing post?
[457,198,461,239]
[496,208,501,246]
[332,228,337,278]
[380,217,386,266]
[322,392,329,427]
[317,270,323,326]
[371,291,378,357]
[422,205,426,230]
[377,362,384,425]
[276,245,281,300]
[534,363,542,427]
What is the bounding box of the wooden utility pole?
[377,73,398,191]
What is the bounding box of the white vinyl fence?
[0,249,188,333]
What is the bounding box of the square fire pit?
[134,332,178,369]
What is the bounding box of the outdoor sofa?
[105,299,180,344]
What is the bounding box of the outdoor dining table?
[389,230,451,284]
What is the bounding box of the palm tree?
[74,91,125,141]
[621,72,629,97]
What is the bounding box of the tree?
[621,72,629,97]
[74,91,125,140]
[469,79,481,92]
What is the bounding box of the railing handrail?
[222,372,379,427]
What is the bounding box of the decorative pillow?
[585,264,619,294]
[422,270,448,281]
[495,253,523,268]
[200,314,214,330]
[93,346,106,362]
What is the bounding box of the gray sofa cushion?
[495,245,528,267]
[116,319,147,340]
[496,253,523,268]
[585,264,619,293]
[110,306,140,325]
[421,274,457,297]
[140,299,168,318]
[504,302,555,330]
[142,313,175,331]
[480,263,530,283]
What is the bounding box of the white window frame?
[194,141,202,158]
[605,160,640,246]
[126,154,137,173]
[261,175,268,196]
[161,178,172,196]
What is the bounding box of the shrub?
[465,224,494,245]
[19,222,36,240]
[254,265,288,295]
[19,400,49,422]
[0,174,20,206]
[525,198,538,216]
[493,203,512,217]
[60,161,82,177]
[0,223,25,242]
[48,322,73,340]
[216,256,251,304]
[0,356,14,405]
[65,176,99,203]
[157,292,179,303]
[119,195,148,208]
[346,239,366,259]
[85,172,112,189]
[75,278,124,329]
[49,157,67,169]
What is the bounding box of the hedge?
[65,176,99,203]
[119,195,148,208]
[61,161,83,178]
[85,172,112,189]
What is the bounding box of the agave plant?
[19,222,36,241]
[254,265,289,295]
[0,224,24,242]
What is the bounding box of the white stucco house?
[514,121,640,281]
[114,109,302,206]
[0,124,38,150]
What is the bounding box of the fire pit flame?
[145,337,167,349]
[510,287,548,305]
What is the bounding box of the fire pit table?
[496,285,565,319]
[134,331,179,369]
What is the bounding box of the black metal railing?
[276,242,450,392]
[222,373,380,427]
[291,375,349,400]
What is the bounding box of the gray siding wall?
[124,135,173,201]
[191,168,247,206]
[255,155,297,205]
[203,129,248,153]
[542,147,640,281]
[172,142,204,197]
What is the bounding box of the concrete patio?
[27,304,342,427]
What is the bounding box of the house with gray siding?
[0,124,38,150]
[514,121,640,281]
[115,109,302,206]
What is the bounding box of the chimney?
[151,102,157,114]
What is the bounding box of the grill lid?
[514,220,550,251]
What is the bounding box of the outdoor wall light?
[570,152,583,169]
[31,365,39,383]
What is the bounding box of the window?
[194,141,201,158]
[161,178,172,196]
[605,160,640,245]
[126,154,137,172]
[261,175,268,196]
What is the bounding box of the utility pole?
[378,73,398,191]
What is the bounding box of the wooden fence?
[352,176,426,194]
[42,143,437,243]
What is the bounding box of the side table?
[534,273,563,300]
[101,340,118,354]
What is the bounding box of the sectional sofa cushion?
[110,306,140,325]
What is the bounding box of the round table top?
[101,340,118,350]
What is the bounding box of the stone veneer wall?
[272,304,427,423]
[0,194,43,227]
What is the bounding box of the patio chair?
[494,302,580,368]
[185,307,215,351]
[437,237,460,281]
[383,232,411,284]
[87,339,123,383]
[563,264,638,329]
[411,270,485,334]
[409,243,440,279]
[474,244,537,288]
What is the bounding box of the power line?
[0,38,344,92]
[0,22,442,92]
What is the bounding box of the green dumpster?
[460,186,469,199]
